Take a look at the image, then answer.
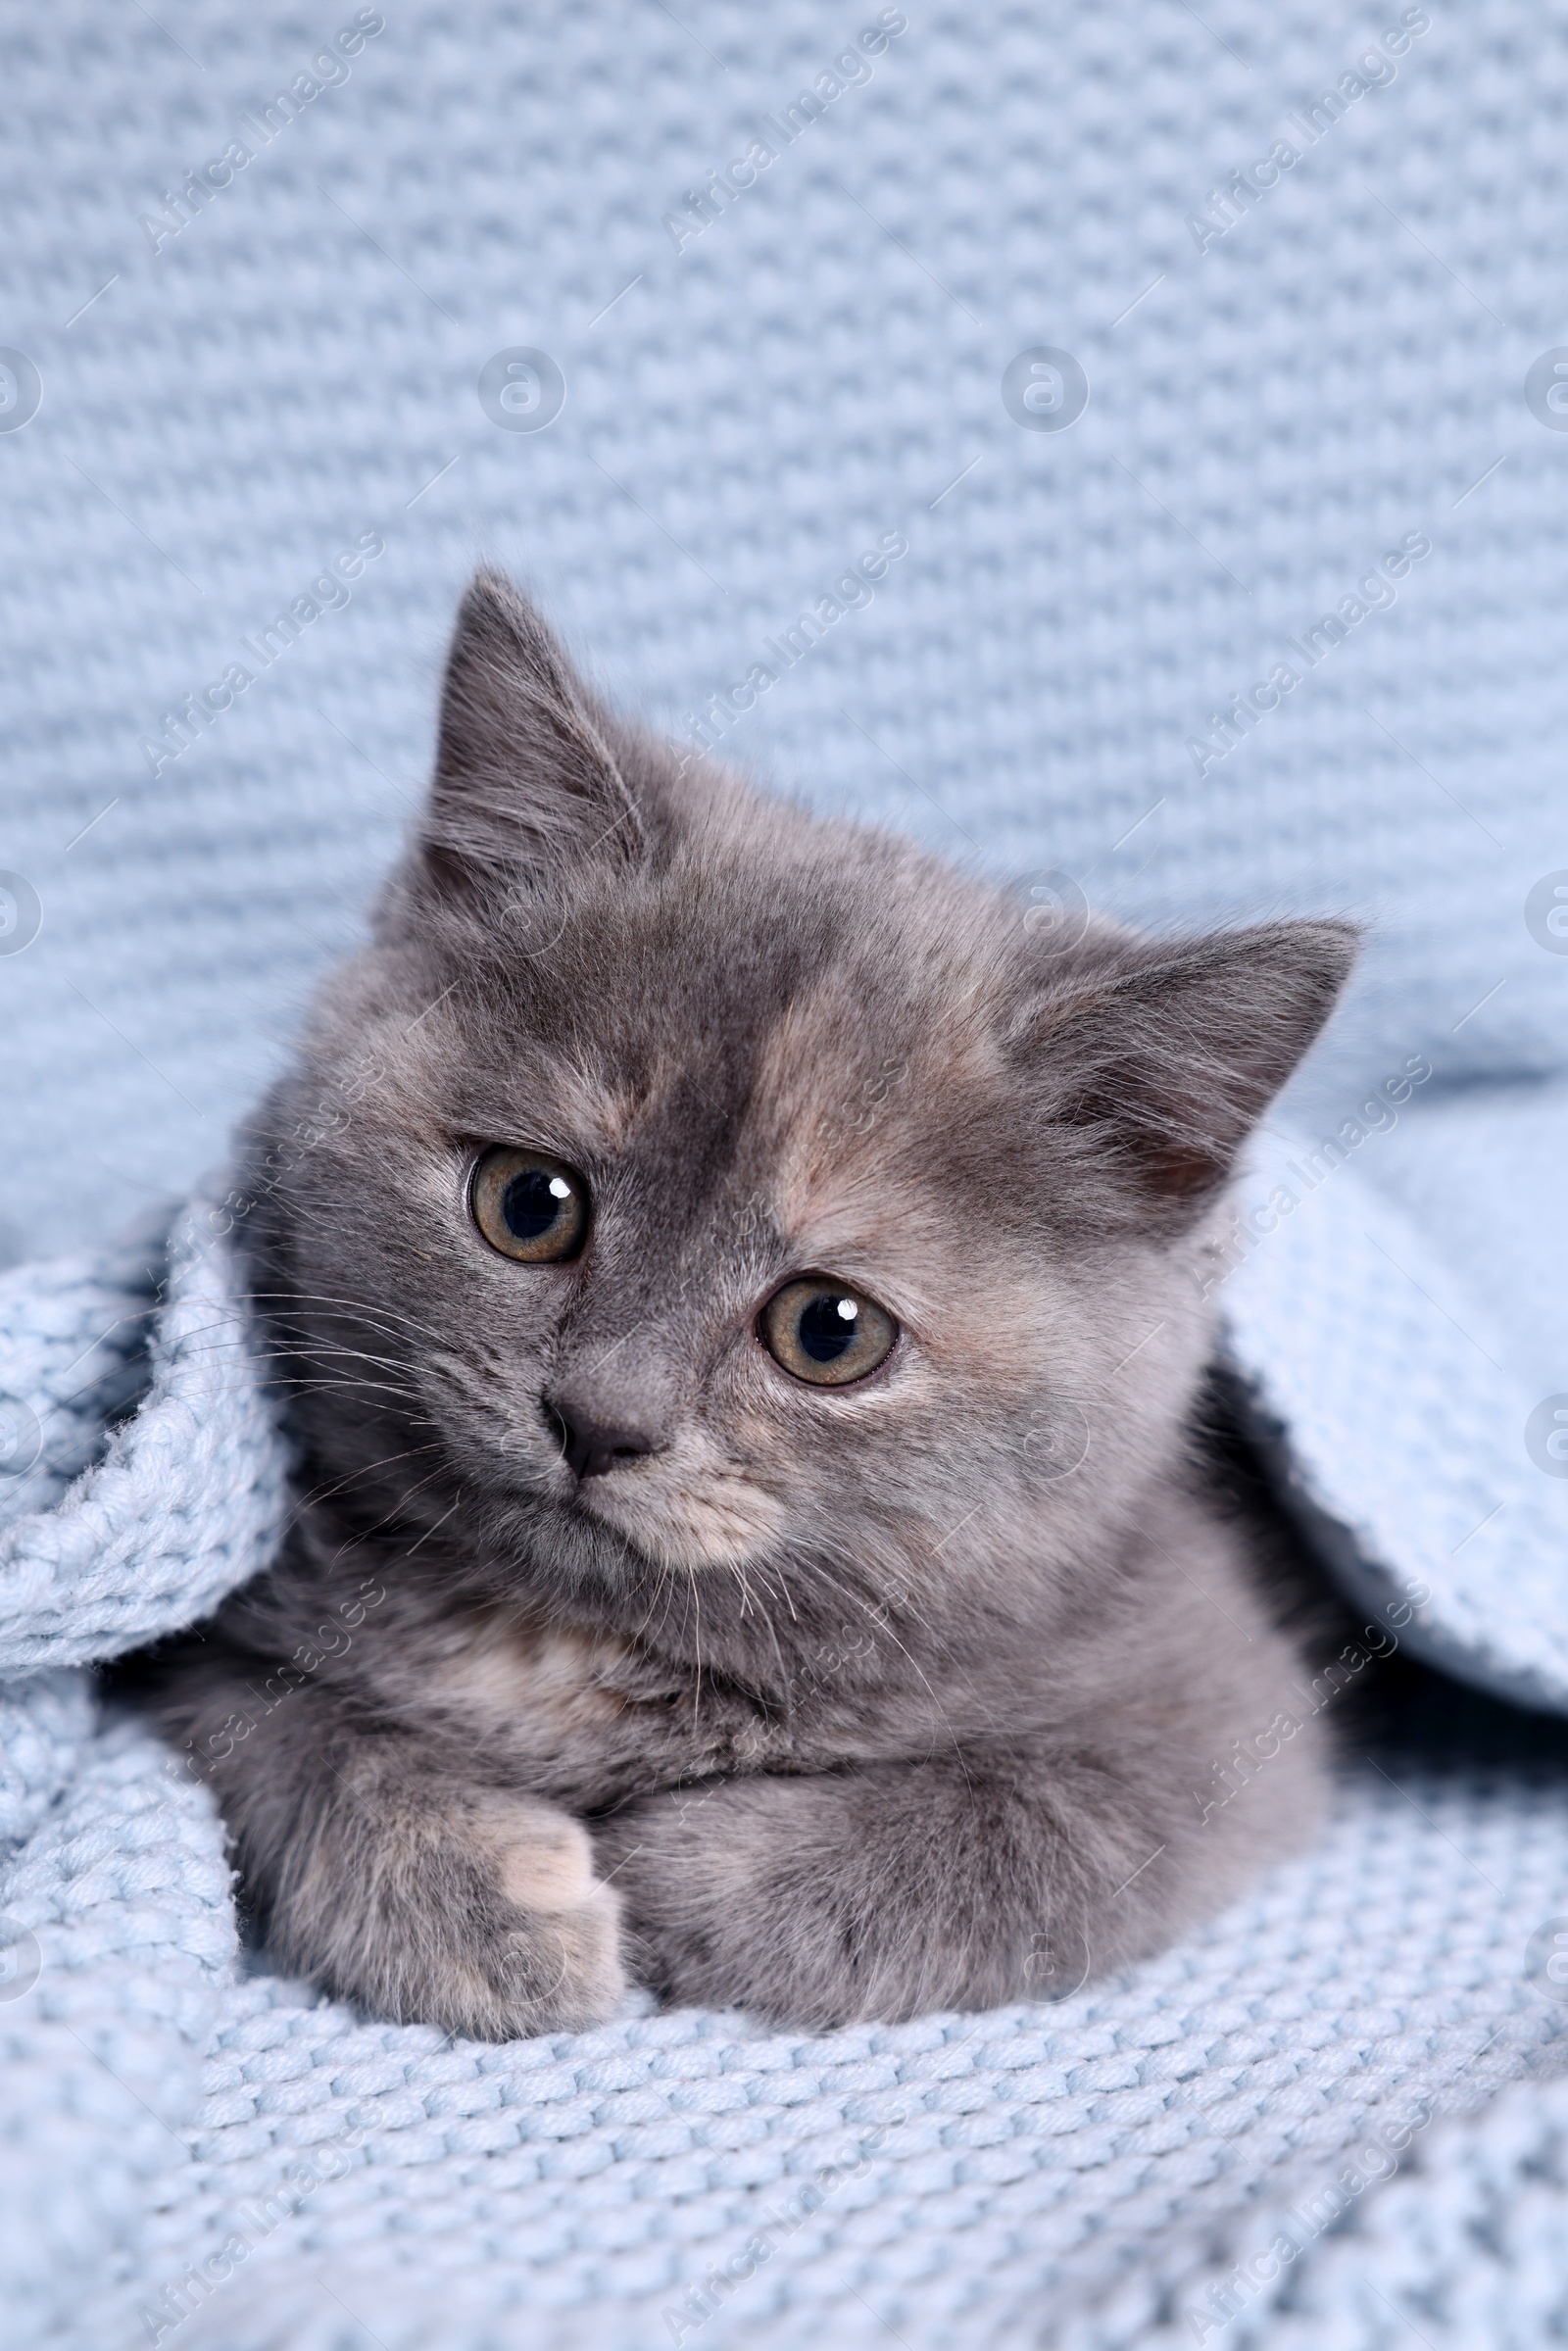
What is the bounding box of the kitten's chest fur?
[280,1436,1308,1827]
[387,1597,939,1810]
[427,1611,771,1802]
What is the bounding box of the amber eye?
[470,1147,589,1263]
[760,1279,898,1387]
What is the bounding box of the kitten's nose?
[548,1401,662,1481]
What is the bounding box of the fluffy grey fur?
[130,572,1358,2036]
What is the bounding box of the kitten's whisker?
[257,1375,426,1407]
[259,1338,412,1376]
[743,1560,795,1624]
[808,1527,952,1654]
[687,1568,703,1729]
[799,1553,971,1785]
[250,1338,409,1368]
[239,1289,451,1347]
[757,1598,793,1724]
[253,1367,432,1409]
[289,1443,446,1523]
[336,1463,460,1552]
[766,1560,801,1625]
[628,1549,679,1649]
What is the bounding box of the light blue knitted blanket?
[5,0,1568,2341]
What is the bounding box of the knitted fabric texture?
[3,1,1567,2343]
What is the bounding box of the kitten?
[131,571,1356,2036]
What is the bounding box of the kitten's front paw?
[282,1792,627,2041]
[444,1800,626,2038]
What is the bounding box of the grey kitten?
[132,571,1357,2036]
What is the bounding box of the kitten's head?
[246,573,1355,1665]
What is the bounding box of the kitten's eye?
[470,1147,589,1263]
[760,1279,898,1387]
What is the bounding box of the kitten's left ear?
[1012,919,1360,1219]
[417,569,644,904]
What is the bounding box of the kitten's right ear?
[416,570,645,906]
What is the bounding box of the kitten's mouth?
[557,1448,787,1570]
[499,1399,787,1568]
